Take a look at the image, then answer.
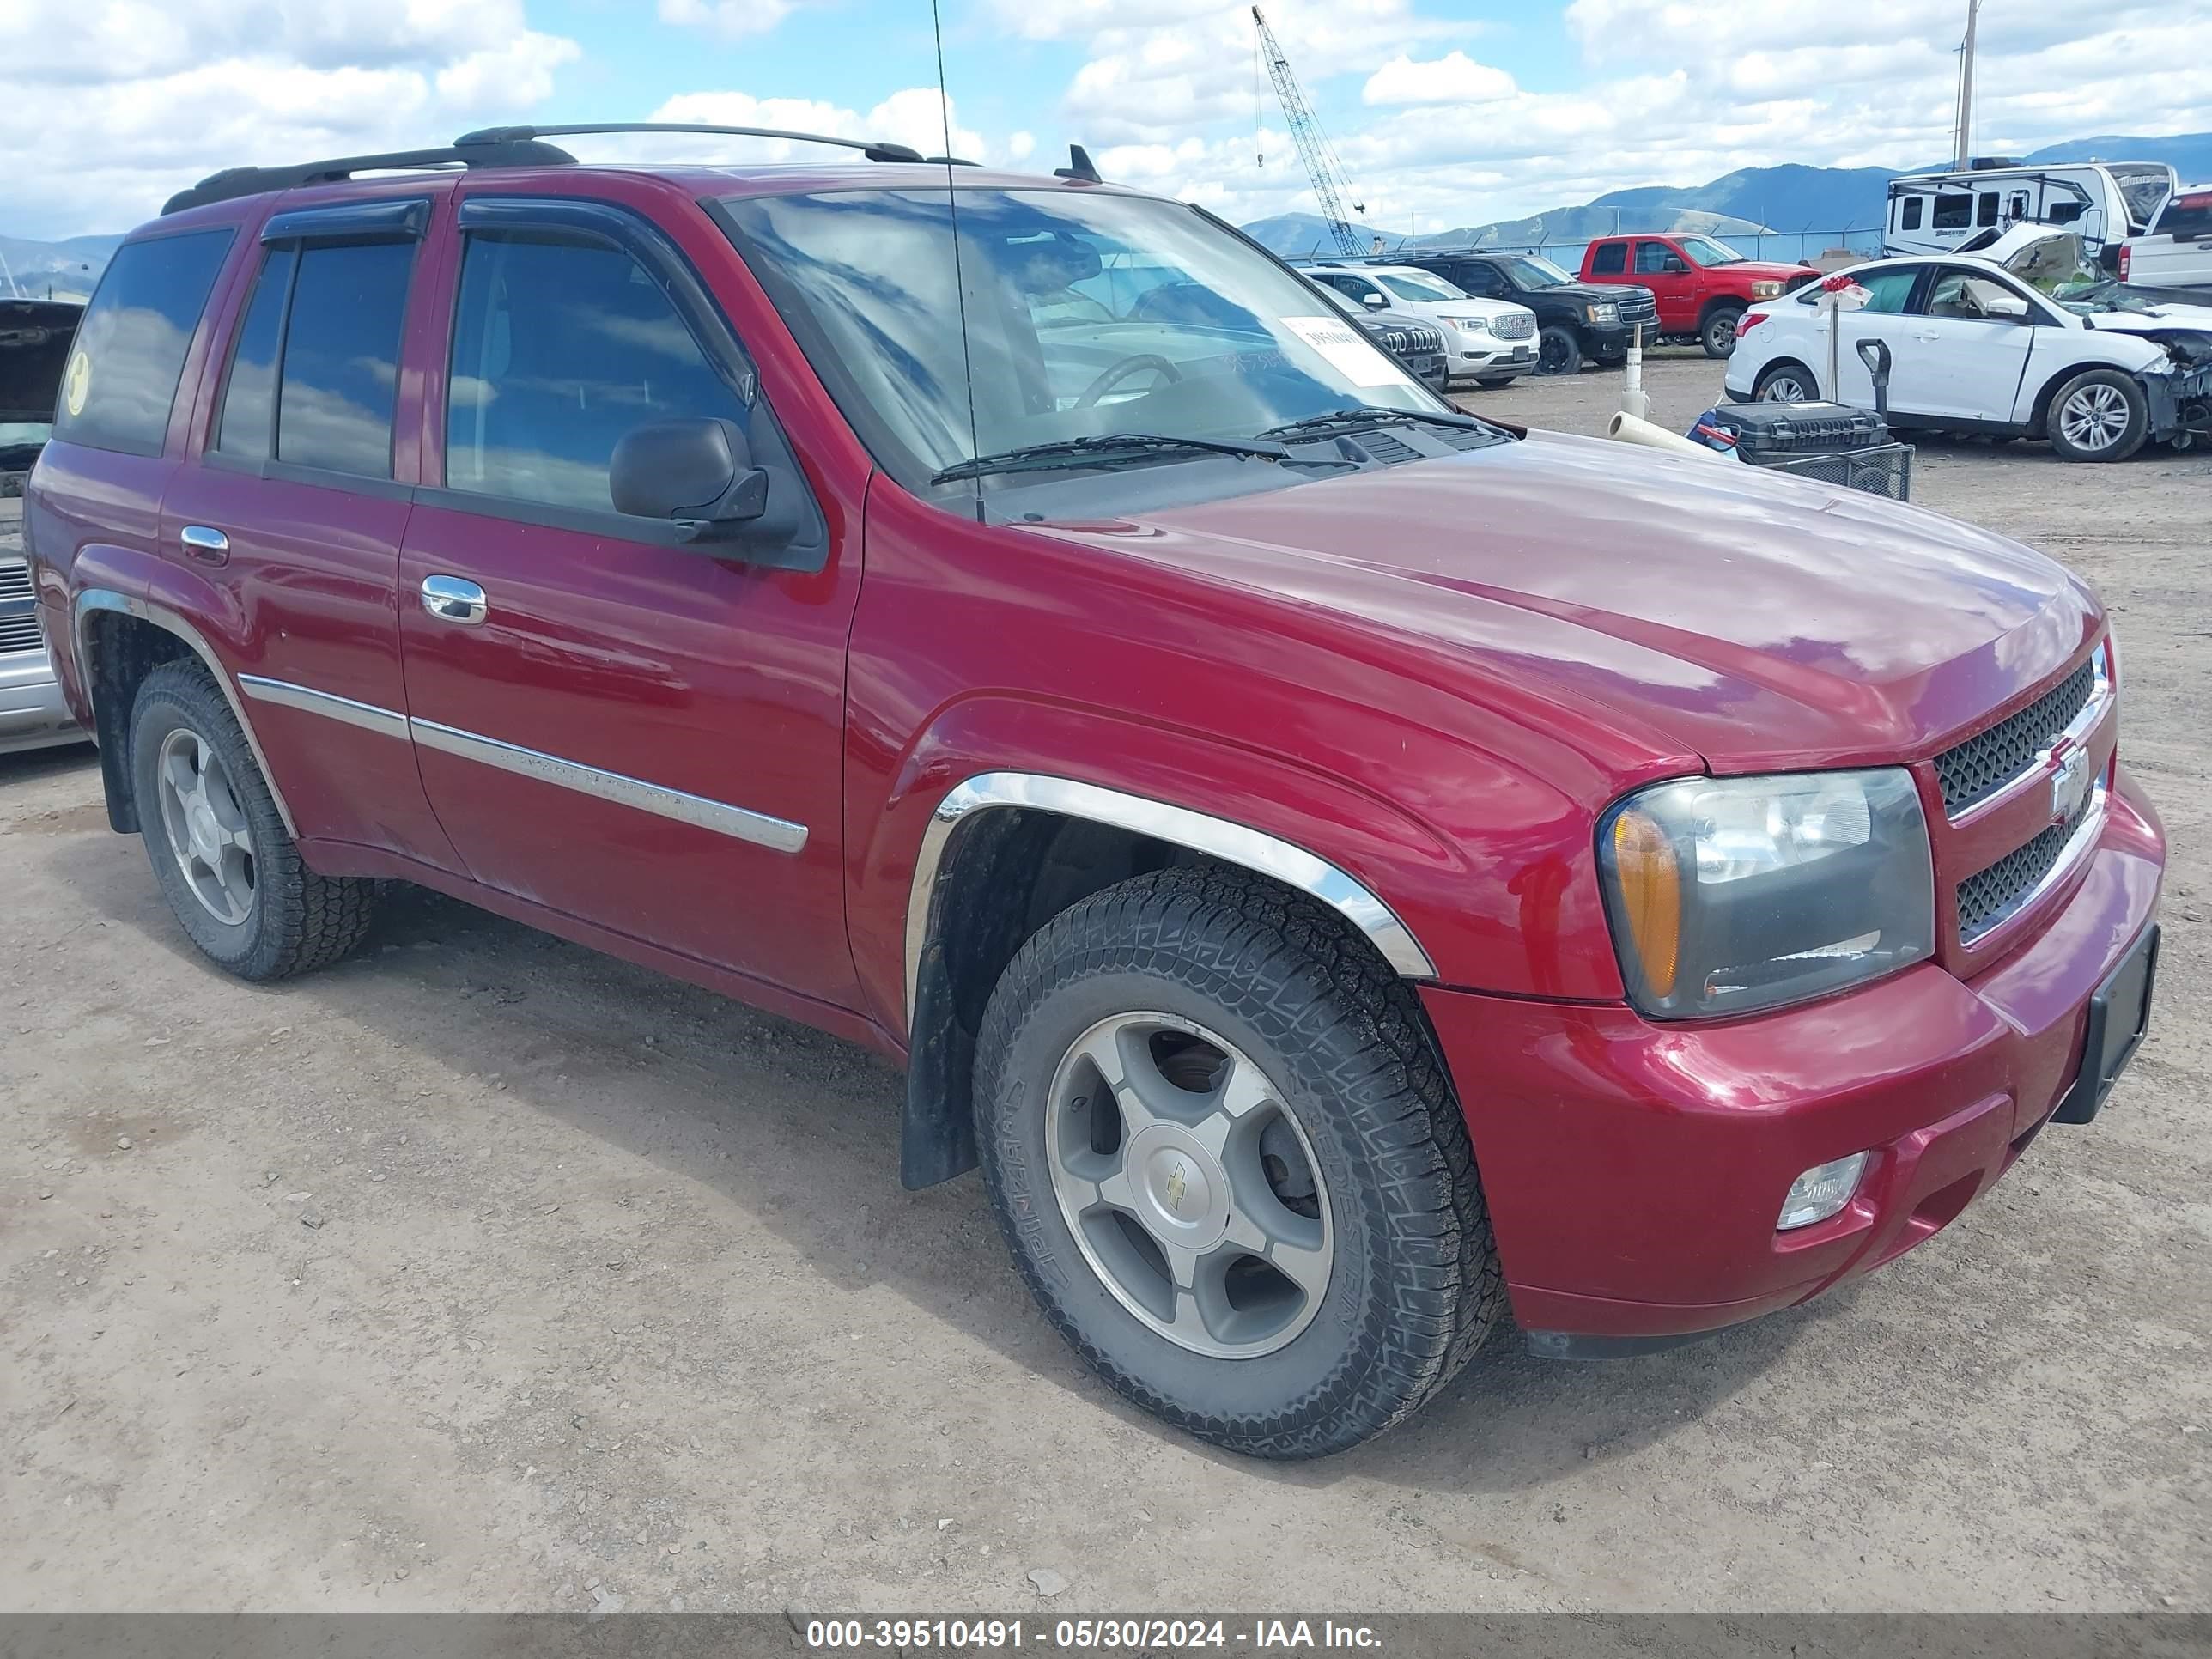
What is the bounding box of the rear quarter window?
[1590,242,1626,275]
[52,228,234,457]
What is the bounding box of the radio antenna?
[932,0,986,521]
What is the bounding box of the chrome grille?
[0,609,43,655]
[1957,793,2095,941]
[1614,294,1657,322]
[0,559,30,602]
[1935,660,2097,816]
[1492,313,1535,341]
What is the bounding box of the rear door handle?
[421,574,489,626]
[179,526,229,565]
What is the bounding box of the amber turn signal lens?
[1609,809,1680,999]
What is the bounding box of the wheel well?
[1755,356,1817,395]
[81,611,192,833]
[898,808,1399,1189]
[2027,362,2140,437]
[1698,296,1747,326]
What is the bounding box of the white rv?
[1885,161,2177,265]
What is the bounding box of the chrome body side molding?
[71,589,301,837]
[902,770,1438,1032]
[409,717,810,854]
[236,675,410,741]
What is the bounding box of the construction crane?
[1252,6,1368,258]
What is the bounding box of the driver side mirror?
[1359,290,1387,309]
[1662,256,1687,273]
[610,417,770,544]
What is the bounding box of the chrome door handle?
[179,525,229,564]
[421,574,489,626]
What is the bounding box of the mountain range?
[1241,131,2212,258]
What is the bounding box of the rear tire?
[973,866,1503,1459]
[1700,305,1744,358]
[1753,360,1818,403]
[129,659,379,981]
[1534,325,1583,376]
[2045,368,2148,462]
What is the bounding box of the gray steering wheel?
[1074,353,1182,410]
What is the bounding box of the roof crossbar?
[455,123,929,165]
[161,137,578,216]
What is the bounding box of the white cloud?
[1009,131,1037,162]
[1068,0,2212,238]
[1363,52,1515,107]
[0,0,580,236]
[647,88,988,167]
[656,0,798,41]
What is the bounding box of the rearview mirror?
[610,417,769,542]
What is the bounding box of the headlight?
[1598,769,1935,1018]
[1444,315,1489,335]
[1750,280,1785,300]
[1586,301,1620,324]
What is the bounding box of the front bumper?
[0,650,82,756]
[1421,763,2165,1344]
[1447,339,1535,380]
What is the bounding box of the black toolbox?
[1698,400,1890,458]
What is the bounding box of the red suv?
[26,126,2164,1458]
[1580,233,1820,357]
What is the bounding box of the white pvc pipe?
[1606,410,1727,459]
[1620,323,1650,421]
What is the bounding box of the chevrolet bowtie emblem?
[1165,1161,1188,1214]
[2051,745,2090,823]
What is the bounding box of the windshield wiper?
[1256,405,1486,441]
[932,432,1289,484]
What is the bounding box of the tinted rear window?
[52,228,234,457]
[2158,192,2212,238]
[1590,242,1626,274]
[275,241,415,477]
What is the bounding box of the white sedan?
[1300,263,1540,388]
[1725,228,2212,461]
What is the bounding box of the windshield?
[1501,256,1573,288]
[2108,164,2176,230]
[1375,270,1464,303]
[1675,235,1744,266]
[2003,232,2166,315]
[713,189,1442,492]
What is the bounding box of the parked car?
[1885,160,2177,270]
[1304,277,1450,391]
[1579,233,1818,358]
[1298,262,1536,387]
[1729,228,2212,460]
[3,296,87,755]
[1375,249,1655,375]
[28,128,2165,1458]
[2120,185,2212,293]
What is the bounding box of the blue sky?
[3,0,2209,240]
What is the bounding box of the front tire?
[1534,325,1583,376]
[129,659,379,980]
[1700,306,1744,359]
[974,867,1502,1459]
[2046,368,2148,462]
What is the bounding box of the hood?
[1,299,81,425]
[1033,432,2097,773]
[1547,279,1646,306]
[1720,260,1817,281]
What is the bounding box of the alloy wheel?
[154,726,257,925]
[1759,372,1811,403]
[1043,1012,1334,1358]
[2058,383,2130,453]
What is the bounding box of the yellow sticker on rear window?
[64,349,90,418]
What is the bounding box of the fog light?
[1778,1152,1869,1231]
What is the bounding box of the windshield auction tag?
[1278,315,1421,391]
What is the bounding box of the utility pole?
[1953,0,1981,169]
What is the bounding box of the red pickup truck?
[25,127,2163,1458]
[1580,233,1820,357]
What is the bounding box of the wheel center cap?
[1125,1124,1230,1249]
[187,800,222,862]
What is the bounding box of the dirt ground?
[3,357,2208,1616]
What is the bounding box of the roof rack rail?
[161,136,577,216]
[455,123,930,165]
